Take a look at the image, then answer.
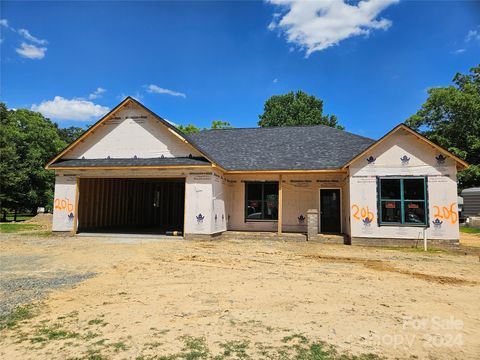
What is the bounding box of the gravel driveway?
[0,254,96,317]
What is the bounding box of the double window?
[245,182,278,221]
[378,177,427,225]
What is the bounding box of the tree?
[211,120,233,129]
[56,125,85,143]
[406,65,480,190]
[177,124,201,134]
[258,90,343,129]
[178,120,233,134]
[0,104,67,218]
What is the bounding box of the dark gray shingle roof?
[188,125,375,171]
[50,157,210,168]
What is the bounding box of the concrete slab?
[76,232,181,244]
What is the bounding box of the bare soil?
[25,213,53,230]
[460,232,480,248]
[0,233,479,359]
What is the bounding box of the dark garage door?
[77,178,185,234]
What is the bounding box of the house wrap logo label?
[432,218,443,229]
[400,155,410,165]
[435,154,447,165]
[196,213,205,223]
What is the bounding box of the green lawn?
[1,213,35,222]
[0,223,42,233]
[460,226,480,234]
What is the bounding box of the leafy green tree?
[406,65,480,190]
[56,125,85,143]
[178,124,201,134]
[211,120,233,129]
[0,104,66,219]
[258,90,343,129]
[178,120,233,134]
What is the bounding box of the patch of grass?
[0,223,42,233]
[278,335,382,360]
[111,341,129,352]
[88,318,107,327]
[84,348,107,360]
[180,336,210,360]
[84,331,100,340]
[1,213,35,222]
[460,226,480,234]
[34,325,80,341]
[0,305,35,330]
[136,334,382,360]
[218,340,250,359]
[94,339,107,346]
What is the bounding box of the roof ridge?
[194,124,375,141]
[198,124,331,131]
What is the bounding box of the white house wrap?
[47,97,468,246]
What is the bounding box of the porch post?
[71,177,79,235]
[278,174,283,235]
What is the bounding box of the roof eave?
[224,168,347,174]
[48,164,214,171]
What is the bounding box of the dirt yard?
[0,233,479,360]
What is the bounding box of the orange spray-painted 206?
[432,203,457,225]
[351,204,375,221]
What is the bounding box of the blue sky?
[1,0,479,139]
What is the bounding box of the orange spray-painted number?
[351,204,374,221]
[54,198,74,212]
[433,202,457,224]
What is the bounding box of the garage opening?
[77,178,185,235]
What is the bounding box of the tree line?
[0,65,478,219]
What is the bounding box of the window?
[245,182,278,221]
[378,177,427,225]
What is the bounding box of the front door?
[320,189,341,233]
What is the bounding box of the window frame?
[377,176,428,227]
[244,181,279,222]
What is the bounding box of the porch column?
[278,174,283,235]
[71,177,79,235]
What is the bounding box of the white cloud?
[146,84,186,98]
[273,78,279,83]
[453,48,466,54]
[15,42,47,59]
[31,96,110,121]
[18,28,48,45]
[88,87,106,100]
[1,19,49,59]
[267,0,398,57]
[465,29,480,43]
